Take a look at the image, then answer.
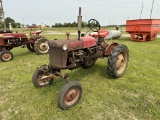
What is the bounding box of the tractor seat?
[32,30,42,34]
[89,30,109,38]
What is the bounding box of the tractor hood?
[13,33,27,38]
[0,32,27,39]
[0,33,14,38]
[48,36,96,51]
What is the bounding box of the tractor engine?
[3,38,27,46]
[5,38,18,45]
[0,32,28,46]
[48,36,101,69]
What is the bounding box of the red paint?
[32,30,42,34]
[89,30,109,38]
[104,43,118,56]
[135,26,140,30]
[1,33,14,38]
[28,25,37,28]
[126,19,160,41]
[67,41,83,50]
[81,36,96,48]
[13,33,27,38]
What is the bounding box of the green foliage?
[53,21,88,28]
[0,21,4,28]
[5,17,15,28]
[53,21,78,27]
[0,31,160,119]
[3,17,21,28]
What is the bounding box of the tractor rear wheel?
[32,68,53,88]
[34,38,49,55]
[58,81,82,110]
[27,43,35,52]
[0,50,13,62]
[107,44,129,78]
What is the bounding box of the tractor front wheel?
[107,44,129,78]
[32,67,53,88]
[27,43,35,52]
[0,50,13,62]
[58,81,82,110]
[34,38,49,55]
[83,59,97,69]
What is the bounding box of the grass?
[13,26,128,35]
[0,32,160,120]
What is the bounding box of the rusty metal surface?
[104,43,118,56]
[0,38,4,45]
[48,39,84,51]
[81,36,96,48]
[66,32,70,40]
[49,36,97,51]
[49,47,67,68]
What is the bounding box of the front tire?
[58,81,82,110]
[0,50,13,62]
[32,68,53,88]
[34,38,49,55]
[107,44,129,78]
[83,59,97,69]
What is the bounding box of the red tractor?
[0,29,49,62]
[32,8,129,110]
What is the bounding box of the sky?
[3,0,160,26]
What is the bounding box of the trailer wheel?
[107,44,129,78]
[0,50,13,62]
[32,68,53,88]
[58,81,82,110]
[27,43,35,52]
[34,38,49,55]
[83,59,97,68]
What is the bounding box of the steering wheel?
[88,19,101,32]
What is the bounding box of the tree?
[5,17,16,28]
[71,21,77,27]
[15,22,21,28]
[53,21,78,27]
[0,21,4,28]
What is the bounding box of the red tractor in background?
[0,29,49,62]
[32,7,129,110]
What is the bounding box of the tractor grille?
[49,47,67,68]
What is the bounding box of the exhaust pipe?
[77,7,82,40]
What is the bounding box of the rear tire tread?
[34,38,49,55]
[107,44,129,78]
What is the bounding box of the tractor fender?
[104,42,119,56]
[35,36,45,41]
[30,36,44,42]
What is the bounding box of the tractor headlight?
[62,44,67,51]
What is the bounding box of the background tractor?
[32,7,129,110]
[0,29,49,62]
